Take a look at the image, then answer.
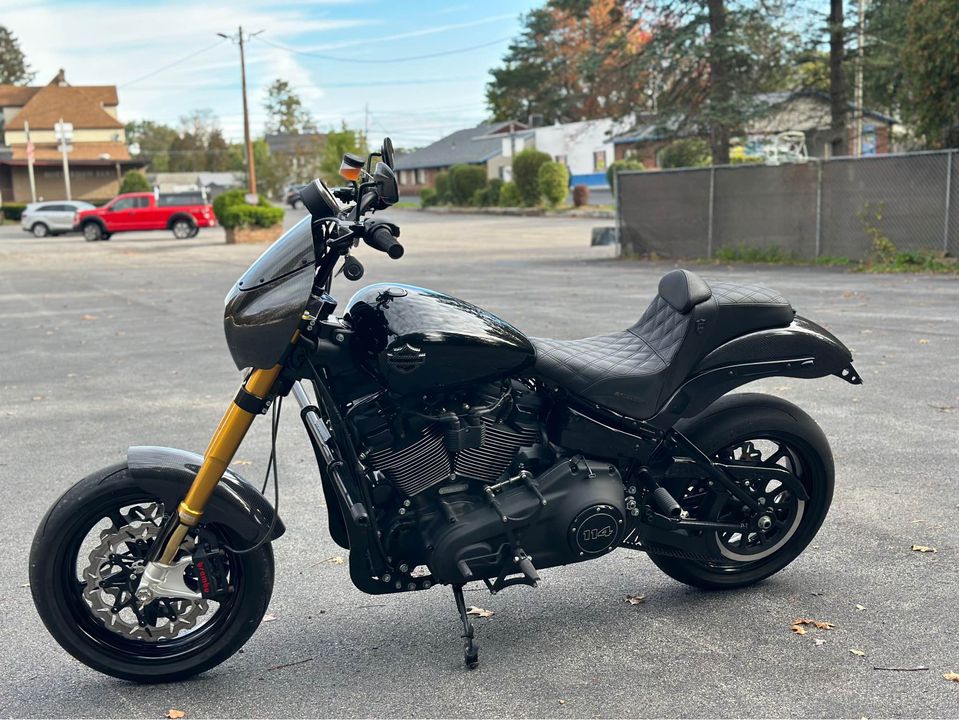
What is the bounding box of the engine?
[347,380,627,585]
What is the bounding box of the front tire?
[30,465,274,682]
[32,222,50,237]
[171,218,195,239]
[82,222,104,242]
[648,393,834,590]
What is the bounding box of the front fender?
[126,446,285,545]
[649,316,861,428]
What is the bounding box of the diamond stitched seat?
[531,271,793,419]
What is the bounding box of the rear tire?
[171,218,195,239]
[30,465,274,682]
[648,393,834,590]
[32,222,50,237]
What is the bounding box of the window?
[111,198,136,211]
[593,151,607,171]
[415,168,424,184]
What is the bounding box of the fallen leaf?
[558,700,566,705]
[81,314,98,321]
[327,556,345,565]
[20,582,29,588]
[918,338,929,345]
[944,672,959,683]
[793,617,835,630]
[165,711,186,719]
[233,459,252,466]
[262,613,278,623]
[855,604,866,611]
[466,606,494,618]
[814,638,826,646]
[791,624,807,635]
[624,594,646,605]
[850,649,866,657]
[911,545,936,553]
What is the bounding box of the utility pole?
[853,0,866,157]
[219,27,261,195]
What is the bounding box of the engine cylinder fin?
[367,426,451,496]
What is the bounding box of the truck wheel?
[172,219,195,239]
[32,222,51,238]
[82,223,104,242]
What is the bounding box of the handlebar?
[364,225,404,259]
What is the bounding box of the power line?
[253,35,511,64]
[119,39,228,89]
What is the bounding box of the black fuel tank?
[345,284,534,396]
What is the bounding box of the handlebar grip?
[366,226,404,259]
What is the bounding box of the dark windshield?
[236,215,315,291]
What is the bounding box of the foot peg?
[651,486,682,518]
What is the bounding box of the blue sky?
[0,0,541,147]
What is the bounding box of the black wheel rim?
[59,492,247,662]
[670,432,817,573]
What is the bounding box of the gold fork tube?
[156,364,282,564]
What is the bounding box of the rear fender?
[126,445,285,545]
[648,316,860,429]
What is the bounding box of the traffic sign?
[54,121,73,142]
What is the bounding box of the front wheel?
[649,393,834,590]
[82,223,104,242]
[30,465,274,682]
[171,219,195,239]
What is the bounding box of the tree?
[486,0,651,123]
[862,0,912,118]
[0,26,33,85]
[125,120,179,172]
[828,0,847,156]
[658,138,711,168]
[903,0,959,147]
[319,124,368,183]
[264,79,314,135]
[119,170,151,193]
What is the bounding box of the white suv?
[20,200,95,237]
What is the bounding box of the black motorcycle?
[30,139,861,681]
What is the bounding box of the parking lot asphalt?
[0,209,957,718]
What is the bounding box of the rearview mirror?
[381,137,395,169]
[373,161,399,207]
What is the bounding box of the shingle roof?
[394,123,505,170]
[4,84,123,130]
[0,86,39,107]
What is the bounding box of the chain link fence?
[616,150,958,261]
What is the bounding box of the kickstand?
[452,584,479,669]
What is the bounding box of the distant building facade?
[0,69,143,202]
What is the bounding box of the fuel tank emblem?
[386,343,426,374]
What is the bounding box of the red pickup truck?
[76,192,217,242]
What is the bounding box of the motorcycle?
[30,139,861,681]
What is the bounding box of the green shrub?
[498,181,522,207]
[1,203,26,221]
[433,171,450,204]
[659,139,711,169]
[474,178,503,207]
[448,164,488,205]
[219,204,284,229]
[470,188,487,207]
[420,187,438,208]
[214,188,280,228]
[572,184,590,207]
[512,148,551,206]
[606,159,645,190]
[538,161,569,208]
[119,170,151,193]
[715,244,793,263]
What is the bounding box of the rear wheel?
[32,222,50,237]
[648,393,834,590]
[82,222,104,242]
[30,466,274,682]
[171,218,195,239]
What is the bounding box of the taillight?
[72,213,79,225]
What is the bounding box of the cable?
[119,39,229,88]
[221,396,283,555]
[254,34,511,64]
